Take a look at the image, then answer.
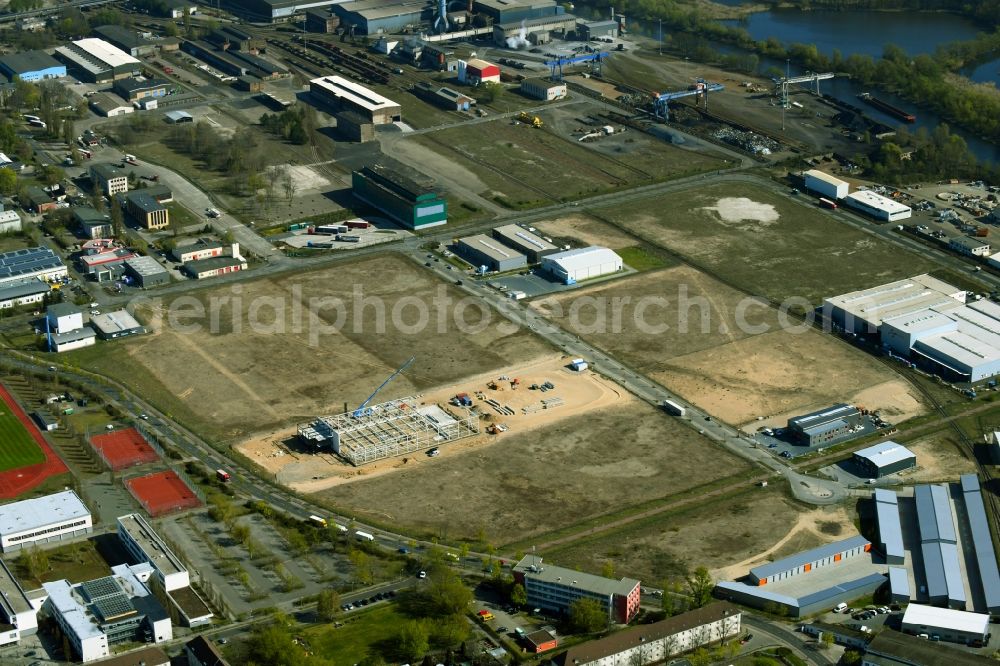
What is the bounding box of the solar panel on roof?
[92,592,136,623]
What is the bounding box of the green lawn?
[0,402,45,472]
[617,245,669,272]
[307,605,405,664]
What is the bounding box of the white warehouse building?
[117,514,190,592]
[542,246,622,284]
[844,190,911,221]
[881,299,1000,382]
[0,490,92,552]
[0,558,37,647]
[803,169,849,200]
[823,274,966,335]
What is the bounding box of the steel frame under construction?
[297,397,478,466]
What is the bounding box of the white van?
[833,602,848,613]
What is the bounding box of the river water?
[581,6,1000,162]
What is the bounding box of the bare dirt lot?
[70,255,553,442]
[531,265,921,425]
[315,396,751,545]
[895,432,977,483]
[591,179,937,303]
[533,214,641,251]
[236,357,629,493]
[544,485,810,584]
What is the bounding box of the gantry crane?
[774,71,835,107]
[652,78,724,119]
[543,50,610,82]
[352,357,415,418]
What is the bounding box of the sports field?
[0,393,46,471]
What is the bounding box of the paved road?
[743,615,835,666]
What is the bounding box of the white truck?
[661,399,686,417]
[355,530,375,542]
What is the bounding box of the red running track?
[0,384,68,499]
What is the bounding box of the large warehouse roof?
[544,246,619,272]
[875,498,904,563]
[72,38,140,68]
[901,603,989,635]
[311,75,398,112]
[750,535,870,581]
[960,474,1000,611]
[888,566,909,598]
[824,274,965,330]
[914,332,1000,374]
[0,50,62,74]
[915,483,957,543]
[854,441,916,469]
[845,190,911,215]
[922,540,965,605]
[0,490,89,535]
[803,169,848,188]
[458,234,525,263]
[492,224,556,253]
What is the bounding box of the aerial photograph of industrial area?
[2,0,1000,665]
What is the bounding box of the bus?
[819,197,838,210]
[309,515,328,528]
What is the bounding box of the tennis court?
[125,470,201,517]
[90,427,159,470]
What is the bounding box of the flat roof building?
[74,207,113,240]
[492,224,558,263]
[113,77,169,102]
[92,25,156,57]
[183,255,247,280]
[853,441,916,479]
[922,541,965,608]
[219,0,342,22]
[310,75,401,125]
[823,274,965,335]
[0,490,92,552]
[54,38,141,83]
[43,563,172,663]
[124,256,169,289]
[117,514,189,592]
[874,489,905,565]
[125,191,169,230]
[91,310,145,340]
[332,0,434,36]
[900,604,988,644]
[90,164,128,197]
[476,0,560,24]
[787,403,863,446]
[844,190,912,221]
[888,566,910,603]
[51,326,97,353]
[541,246,622,284]
[456,234,527,272]
[185,635,231,666]
[950,236,991,257]
[865,630,997,666]
[352,164,447,230]
[0,558,37,646]
[513,554,640,624]
[716,572,887,619]
[0,50,66,82]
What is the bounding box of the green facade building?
[351,165,447,230]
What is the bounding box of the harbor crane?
[352,357,415,418]
[543,50,610,81]
[652,78,724,119]
[774,71,835,107]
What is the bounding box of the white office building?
[900,604,989,645]
[0,490,92,552]
[117,514,189,592]
[0,558,37,646]
[42,563,172,663]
